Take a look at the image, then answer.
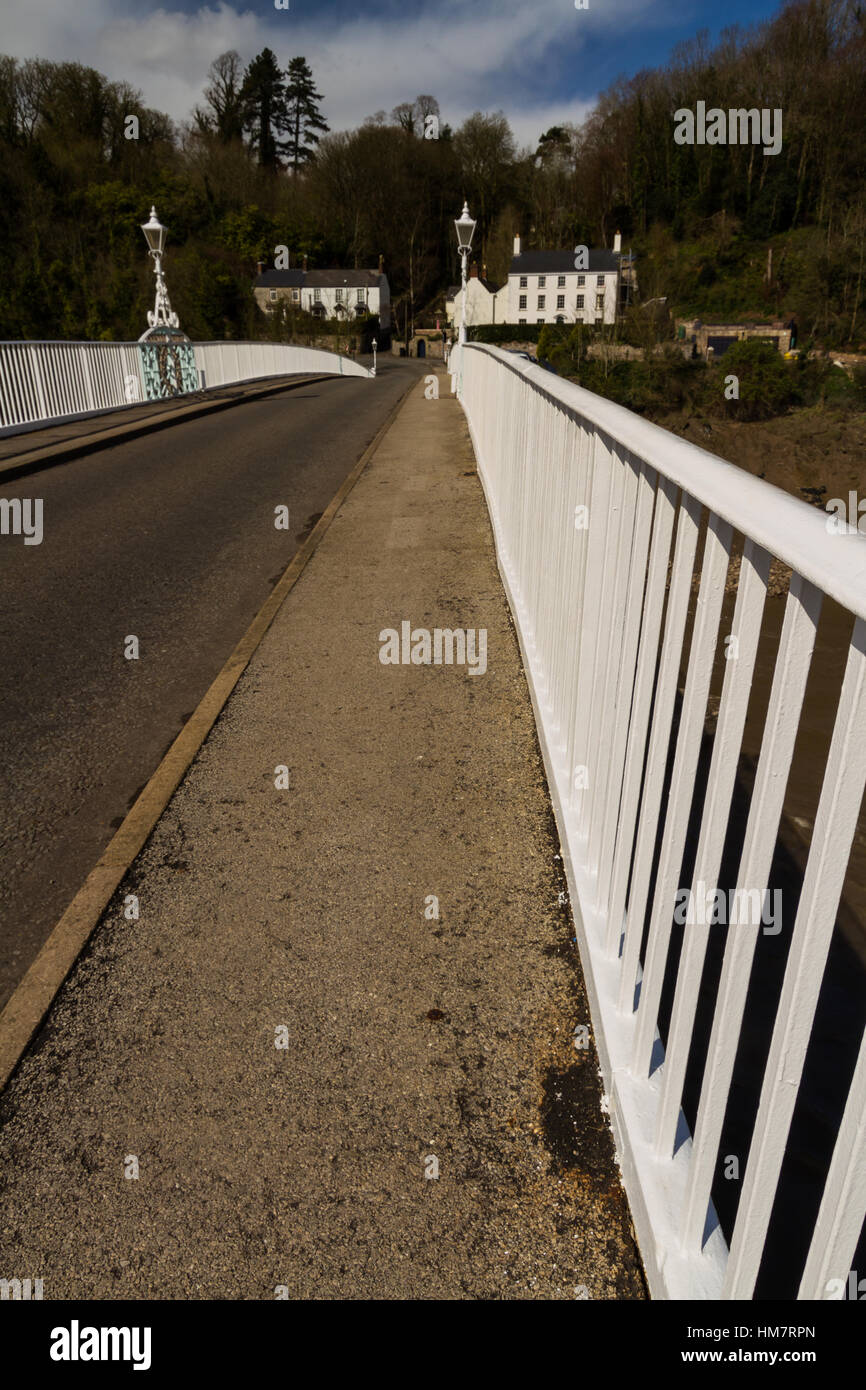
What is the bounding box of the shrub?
[715,338,799,420]
[469,323,543,344]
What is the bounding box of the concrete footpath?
[0,373,645,1300]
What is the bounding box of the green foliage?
[563,348,705,416]
[470,323,542,344]
[3,0,866,353]
[260,301,378,352]
[218,205,280,262]
[716,339,799,420]
[541,336,866,422]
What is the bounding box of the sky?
[1,0,787,149]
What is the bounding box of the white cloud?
[507,100,598,152]
[0,0,659,146]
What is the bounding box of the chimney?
[302,254,308,272]
[513,233,521,256]
[482,263,487,280]
[256,260,264,276]
[378,253,384,274]
[613,230,622,254]
[470,263,479,278]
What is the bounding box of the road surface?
[0,358,423,1009]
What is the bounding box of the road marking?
[0,373,422,1093]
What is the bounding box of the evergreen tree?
[284,57,329,173]
[241,48,288,169]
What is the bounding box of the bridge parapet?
[450,341,866,1300]
[0,339,371,434]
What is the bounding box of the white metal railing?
[193,340,370,391]
[0,339,370,433]
[451,341,866,1300]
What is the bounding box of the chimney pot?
[257,260,264,276]
[613,230,622,254]
[513,233,521,256]
[302,254,308,272]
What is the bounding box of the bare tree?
[195,51,245,143]
[390,101,417,135]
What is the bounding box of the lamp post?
[140,206,180,333]
[454,201,476,346]
[371,336,377,377]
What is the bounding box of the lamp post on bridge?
[137,204,195,402]
[140,206,180,335]
[371,337,377,377]
[454,201,476,346]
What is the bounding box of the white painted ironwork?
[450,340,866,1300]
[0,339,371,434]
[140,206,180,333]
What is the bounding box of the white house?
[508,234,623,325]
[445,265,508,332]
[254,258,390,331]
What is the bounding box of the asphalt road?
[0,356,423,1010]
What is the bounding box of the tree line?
[0,0,863,347]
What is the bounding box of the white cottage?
[507,234,623,325]
[445,265,508,332]
[254,258,390,331]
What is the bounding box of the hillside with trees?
[0,0,863,347]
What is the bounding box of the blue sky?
[2,0,787,147]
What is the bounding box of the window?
[577,274,585,286]
[538,275,546,287]
[576,294,585,309]
[519,317,526,324]
[519,294,527,310]
[268,290,277,302]
[335,287,344,302]
[597,274,605,286]
[596,293,604,310]
[356,288,366,304]
[537,295,546,309]
[292,288,300,302]
[536,318,544,324]
[519,275,527,288]
[558,275,566,287]
[313,288,322,302]
[556,295,565,309]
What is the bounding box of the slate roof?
[445,279,501,298]
[255,268,386,288]
[255,269,304,287]
[509,250,620,274]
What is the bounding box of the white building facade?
[445,268,508,332]
[254,264,390,331]
[508,235,622,326]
